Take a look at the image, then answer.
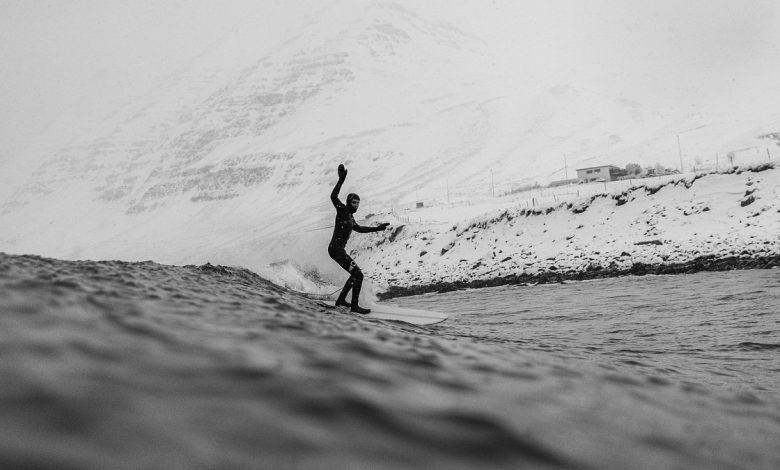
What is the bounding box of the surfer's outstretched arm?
[353,222,390,233]
[331,164,347,209]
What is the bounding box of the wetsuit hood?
[346,193,360,214]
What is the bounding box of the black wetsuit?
[328,178,382,307]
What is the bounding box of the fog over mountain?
[1,0,779,274]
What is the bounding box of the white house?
[576,165,625,183]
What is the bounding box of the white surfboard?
[320,301,447,325]
[365,303,448,326]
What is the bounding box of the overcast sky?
[2,0,779,165]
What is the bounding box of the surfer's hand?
[337,164,347,180]
[378,222,390,230]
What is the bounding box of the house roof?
[575,165,620,171]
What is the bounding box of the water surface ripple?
[1,253,778,469]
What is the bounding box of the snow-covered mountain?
[1,1,778,276]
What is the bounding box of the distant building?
[576,165,626,183]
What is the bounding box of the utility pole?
[677,134,684,173]
[715,152,719,171]
[768,148,772,160]
[563,154,568,179]
[676,124,710,173]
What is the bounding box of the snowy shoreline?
[377,253,780,299]
[352,164,780,299]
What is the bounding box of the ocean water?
[1,252,778,470]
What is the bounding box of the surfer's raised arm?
[331,164,347,209]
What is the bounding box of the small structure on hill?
[576,165,626,183]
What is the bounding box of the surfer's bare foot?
[335,299,351,308]
[351,305,370,314]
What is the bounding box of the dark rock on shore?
[377,254,780,299]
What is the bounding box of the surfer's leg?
[349,266,370,314]
[330,247,356,307]
[336,276,353,307]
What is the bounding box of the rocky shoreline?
[377,253,780,299]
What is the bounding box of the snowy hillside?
[350,164,780,296]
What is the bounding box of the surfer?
[329,164,390,314]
